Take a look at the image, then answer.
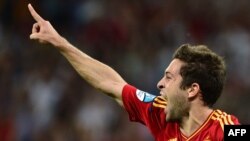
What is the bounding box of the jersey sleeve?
[122,84,167,121]
[122,84,153,125]
[122,84,169,137]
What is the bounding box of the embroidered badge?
[136,89,156,102]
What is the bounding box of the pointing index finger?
[28,3,45,22]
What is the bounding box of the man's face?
[157,59,190,122]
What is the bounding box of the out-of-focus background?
[0,0,250,141]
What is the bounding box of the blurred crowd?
[0,0,250,141]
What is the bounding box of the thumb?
[30,33,39,40]
[30,33,48,44]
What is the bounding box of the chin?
[165,113,181,123]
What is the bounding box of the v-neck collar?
[180,110,215,140]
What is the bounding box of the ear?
[187,83,200,98]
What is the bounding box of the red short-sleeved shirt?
[122,84,240,141]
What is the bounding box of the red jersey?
[122,84,240,141]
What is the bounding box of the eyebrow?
[165,71,174,77]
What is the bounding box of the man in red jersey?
[28,3,240,141]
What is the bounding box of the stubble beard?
[165,96,190,123]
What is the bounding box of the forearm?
[27,3,126,105]
[57,38,126,100]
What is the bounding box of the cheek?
[170,90,188,105]
[165,84,177,97]
[174,93,189,111]
[164,83,174,94]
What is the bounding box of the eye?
[166,75,172,80]
[164,72,173,80]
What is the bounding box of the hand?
[28,3,65,47]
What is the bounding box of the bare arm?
[28,4,127,106]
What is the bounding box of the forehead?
[165,59,185,75]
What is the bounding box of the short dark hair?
[173,44,226,107]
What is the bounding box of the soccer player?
[28,3,240,141]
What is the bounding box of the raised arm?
[27,4,127,106]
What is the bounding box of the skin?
[157,59,190,122]
[28,3,214,137]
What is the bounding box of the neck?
[180,106,213,137]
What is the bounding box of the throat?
[179,109,213,137]
[179,120,200,137]
[180,124,199,137]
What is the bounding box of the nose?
[157,78,164,90]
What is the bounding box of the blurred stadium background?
[0,0,250,140]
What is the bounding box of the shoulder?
[205,109,240,140]
[211,109,240,130]
[152,96,167,109]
